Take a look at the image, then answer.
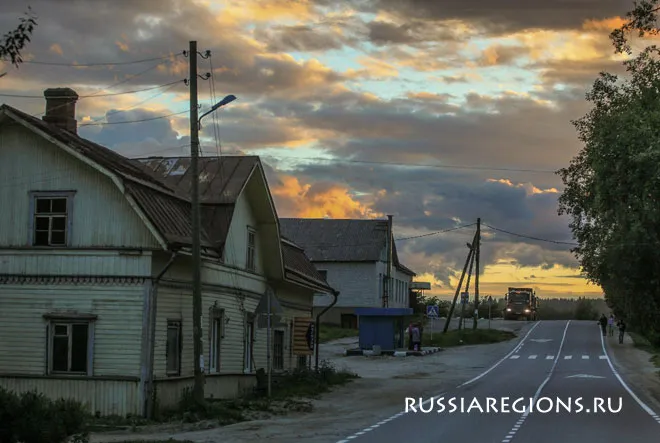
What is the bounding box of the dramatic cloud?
[1,0,631,298]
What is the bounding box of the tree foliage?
[0,6,37,78]
[558,0,660,345]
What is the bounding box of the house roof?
[279,218,416,276]
[0,104,334,292]
[281,238,334,293]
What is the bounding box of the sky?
[0,0,644,300]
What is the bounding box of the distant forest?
[413,295,609,321]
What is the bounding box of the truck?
[503,287,538,321]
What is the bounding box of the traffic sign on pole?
[426,305,439,317]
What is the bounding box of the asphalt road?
[335,320,660,443]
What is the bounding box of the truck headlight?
[506,308,512,312]
[524,309,530,313]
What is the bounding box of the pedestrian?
[617,319,627,344]
[407,322,414,350]
[411,323,421,351]
[608,314,615,337]
[598,314,607,337]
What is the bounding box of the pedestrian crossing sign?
[426,305,439,317]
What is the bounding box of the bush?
[0,388,88,443]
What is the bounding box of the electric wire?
[20,54,182,67]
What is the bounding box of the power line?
[483,223,579,246]
[397,223,476,240]
[20,54,182,67]
[79,109,188,127]
[0,80,184,99]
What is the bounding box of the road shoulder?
[605,332,660,412]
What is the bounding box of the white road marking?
[529,355,537,359]
[510,355,520,359]
[566,374,605,379]
[600,329,660,422]
[334,321,543,443]
[599,355,607,359]
[546,355,554,360]
[582,355,589,359]
[499,320,571,442]
[564,355,572,359]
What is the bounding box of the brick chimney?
[42,88,79,134]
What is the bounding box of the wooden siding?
[0,124,160,248]
[0,376,139,416]
[0,250,153,276]
[222,191,265,274]
[0,284,146,377]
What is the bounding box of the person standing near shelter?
[411,324,421,351]
[407,322,414,350]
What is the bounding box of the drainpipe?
[145,251,179,418]
[315,290,339,372]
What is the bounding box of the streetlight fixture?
[199,94,237,128]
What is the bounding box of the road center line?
[600,329,660,421]
[334,321,542,443]
[500,320,571,442]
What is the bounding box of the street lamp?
[198,94,237,128]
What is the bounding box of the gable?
[0,123,162,248]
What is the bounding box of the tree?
[574,298,598,321]
[558,0,660,345]
[0,7,37,78]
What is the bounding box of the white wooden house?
[279,218,416,328]
[0,88,334,417]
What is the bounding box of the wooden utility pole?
[459,244,475,331]
[473,218,481,330]
[443,230,478,333]
[189,40,204,404]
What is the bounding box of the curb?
[343,347,443,357]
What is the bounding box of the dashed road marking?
[510,355,520,359]
[528,355,537,359]
[335,321,542,443]
[546,355,554,360]
[582,355,589,359]
[499,320,572,442]
[599,355,607,359]
[564,355,572,360]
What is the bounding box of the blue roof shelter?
[355,307,413,351]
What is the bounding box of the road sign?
[460,292,469,304]
[426,305,439,317]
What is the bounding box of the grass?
[318,324,358,343]
[629,332,660,369]
[417,328,517,348]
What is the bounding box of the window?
[244,319,254,372]
[246,228,256,271]
[30,192,73,246]
[49,322,91,374]
[209,308,224,373]
[318,270,327,280]
[166,320,182,376]
[273,330,284,370]
[297,355,307,369]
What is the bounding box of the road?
[335,320,660,443]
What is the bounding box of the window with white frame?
[246,228,256,271]
[273,330,284,370]
[47,318,94,375]
[244,317,254,372]
[166,320,182,376]
[209,308,224,373]
[30,192,74,247]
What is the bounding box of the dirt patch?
[91,323,532,443]
[606,332,660,411]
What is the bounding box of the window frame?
[165,320,182,377]
[28,191,75,247]
[244,315,255,373]
[44,313,95,377]
[273,330,284,371]
[208,307,224,374]
[246,227,256,271]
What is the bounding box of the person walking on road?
[411,323,421,351]
[608,314,615,337]
[599,314,608,336]
[617,319,627,344]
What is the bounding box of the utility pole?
[459,245,475,331]
[189,40,204,405]
[473,218,481,330]
[443,230,478,333]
